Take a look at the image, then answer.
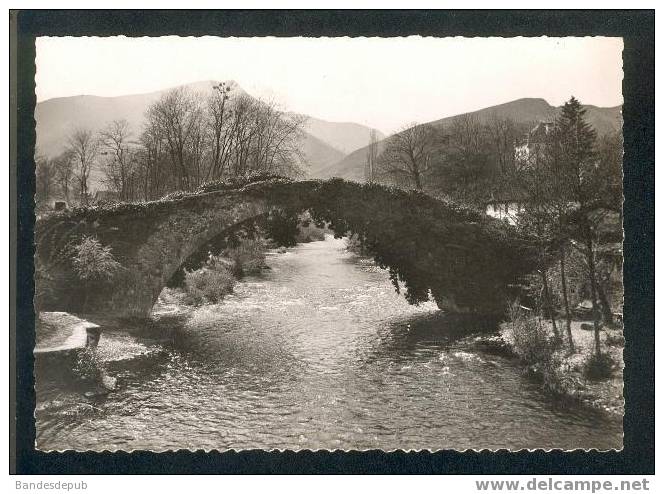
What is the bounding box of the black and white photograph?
[27,32,628,454]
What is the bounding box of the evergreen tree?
[550,96,604,355]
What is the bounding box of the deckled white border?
[31,34,626,454]
[10,6,648,472]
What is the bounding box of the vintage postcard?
[31,35,624,453]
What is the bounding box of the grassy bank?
[500,314,624,416]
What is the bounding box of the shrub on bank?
[224,238,267,276]
[501,303,555,365]
[501,302,578,395]
[605,331,625,347]
[179,238,266,305]
[345,234,372,256]
[183,259,235,305]
[295,219,327,243]
[583,352,617,380]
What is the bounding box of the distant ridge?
[318,98,623,181]
[34,80,380,188]
[288,113,385,155]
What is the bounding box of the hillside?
[35,80,239,158]
[34,80,370,189]
[299,133,346,177]
[290,113,385,155]
[319,98,623,182]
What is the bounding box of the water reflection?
[35,236,622,452]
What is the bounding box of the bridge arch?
[35,179,537,319]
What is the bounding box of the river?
[35,236,622,451]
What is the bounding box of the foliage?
[595,131,624,214]
[183,257,235,305]
[34,260,56,313]
[583,351,617,380]
[605,331,625,347]
[501,302,555,365]
[539,355,577,396]
[295,216,328,243]
[160,190,192,201]
[263,209,301,247]
[224,238,267,276]
[345,234,371,255]
[197,173,292,193]
[502,302,577,395]
[511,96,623,355]
[71,236,121,282]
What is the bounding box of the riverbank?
[497,319,624,416]
[35,237,623,451]
[35,312,99,354]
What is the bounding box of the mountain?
[319,98,623,182]
[300,133,346,177]
[35,80,240,159]
[290,113,385,155]
[34,80,371,189]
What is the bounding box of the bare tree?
[145,87,202,191]
[225,95,305,179]
[35,152,56,208]
[67,129,99,205]
[137,87,306,196]
[99,119,135,201]
[377,123,435,190]
[424,115,497,207]
[485,114,525,176]
[517,142,563,345]
[136,120,172,200]
[364,129,379,183]
[205,82,233,181]
[250,101,306,177]
[227,94,258,177]
[53,149,75,204]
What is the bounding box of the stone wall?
[35,179,538,319]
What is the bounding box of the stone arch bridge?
[35,179,537,319]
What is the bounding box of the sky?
[36,36,623,135]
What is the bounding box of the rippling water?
[35,236,622,451]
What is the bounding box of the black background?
[11,10,655,474]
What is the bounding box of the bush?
[72,236,122,282]
[264,209,300,247]
[34,261,56,312]
[197,173,291,194]
[502,303,580,395]
[539,356,577,395]
[160,190,191,201]
[224,238,267,276]
[501,303,555,365]
[183,261,235,305]
[583,352,617,380]
[295,217,327,243]
[345,233,372,255]
[605,331,625,347]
